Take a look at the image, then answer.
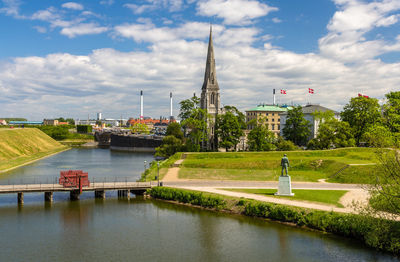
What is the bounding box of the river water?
[0,148,397,261]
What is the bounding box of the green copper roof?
[247,105,290,112]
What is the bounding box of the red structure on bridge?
[59,170,90,193]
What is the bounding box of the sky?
[0,0,399,121]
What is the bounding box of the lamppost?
[157,161,160,186]
[143,160,147,182]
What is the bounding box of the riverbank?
[0,128,68,173]
[148,187,400,255]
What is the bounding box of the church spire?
[202,25,218,90]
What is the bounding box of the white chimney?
[170,92,173,120]
[140,90,143,120]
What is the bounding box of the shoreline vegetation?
[0,128,69,173]
[148,187,400,255]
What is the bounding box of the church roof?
[246,105,289,112]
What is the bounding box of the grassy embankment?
[178,148,379,183]
[222,188,347,207]
[0,128,68,172]
[148,187,400,254]
[139,152,183,181]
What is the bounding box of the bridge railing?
[0,176,153,189]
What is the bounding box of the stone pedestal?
[18,192,24,204]
[95,190,105,199]
[275,175,294,196]
[118,190,130,200]
[70,190,80,201]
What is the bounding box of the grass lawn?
[222,188,348,207]
[178,148,379,183]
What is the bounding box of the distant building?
[0,119,7,125]
[279,104,339,139]
[245,104,291,137]
[43,119,59,126]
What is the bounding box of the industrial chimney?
[273,89,276,105]
[170,92,173,122]
[140,90,143,121]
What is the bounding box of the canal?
[0,148,397,261]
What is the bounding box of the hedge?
[148,187,400,254]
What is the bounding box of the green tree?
[215,106,245,151]
[155,135,183,158]
[247,119,276,151]
[341,96,381,146]
[179,95,200,122]
[282,106,311,146]
[66,118,75,125]
[362,124,394,148]
[166,122,183,140]
[307,119,355,149]
[382,91,400,145]
[368,149,400,215]
[181,108,209,152]
[274,137,298,151]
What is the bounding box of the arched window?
[211,93,215,105]
[211,73,214,84]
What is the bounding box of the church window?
[211,93,215,105]
[211,73,214,84]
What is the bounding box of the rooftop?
[301,104,339,114]
[246,104,291,112]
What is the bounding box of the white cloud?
[33,26,47,33]
[196,0,277,25]
[319,0,400,62]
[62,2,84,11]
[124,0,184,14]
[272,17,281,23]
[0,0,25,18]
[61,23,109,38]
[100,0,114,5]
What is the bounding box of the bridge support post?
[44,192,53,202]
[70,190,80,201]
[118,190,130,200]
[95,190,105,199]
[17,192,24,204]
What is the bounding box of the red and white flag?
[308,88,314,94]
[280,89,287,94]
[358,93,369,98]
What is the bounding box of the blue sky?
[0,0,399,120]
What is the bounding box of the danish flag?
[308,88,314,94]
[280,89,287,95]
[358,93,369,98]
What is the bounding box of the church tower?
[200,25,221,151]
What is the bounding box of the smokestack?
[170,92,173,121]
[140,90,143,120]
[273,89,276,105]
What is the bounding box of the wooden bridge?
[0,180,155,204]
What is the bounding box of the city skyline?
[0,0,400,120]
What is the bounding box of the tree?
[382,91,400,145]
[181,108,209,152]
[368,149,400,215]
[341,96,381,146]
[166,122,183,140]
[282,106,311,146]
[307,119,355,149]
[362,124,394,148]
[247,118,276,151]
[274,137,298,151]
[66,118,75,125]
[215,106,245,151]
[179,95,200,123]
[155,135,183,158]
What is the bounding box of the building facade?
[245,104,290,137]
[279,104,340,139]
[200,26,221,150]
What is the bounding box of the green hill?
[178,148,379,183]
[0,128,67,172]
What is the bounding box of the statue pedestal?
[275,175,294,196]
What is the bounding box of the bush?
[77,125,92,133]
[149,187,400,254]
